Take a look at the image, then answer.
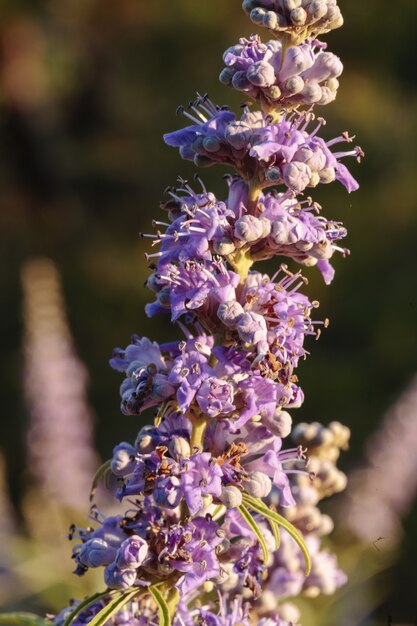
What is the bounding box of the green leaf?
[0,614,48,626]
[237,504,269,564]
[149,586,171,626]
[242,494,311,575]
[270,516,281,550]
[90,459,112,501]
[84,589,140,626]
[63,591,113,626]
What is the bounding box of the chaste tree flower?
[2,1,361,625]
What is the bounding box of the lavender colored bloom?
[110,336,176,415]
[165,103,361,195]
[196,377,235,417]
[221,35,342,108]
[159,517,224,595]
[158,260,239,322]
[181,452,223,515]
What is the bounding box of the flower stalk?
[11,3,363,626]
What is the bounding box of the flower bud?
[244,471,272,498]
[285,75,304,95]
[236,311,268,345]
[217,301,244,328]
[77,538,117,568]
[116,535,148,570]
[219,67,236,86]
[168,436,191,461]
[290,7,307,26]
[265,166,282,183]
[263,11,278,29]
[265,85,282,100]
[234,215,266,243]
[247,61,275,87]
[232,71,253,92]
[104,562,137,590]
[212,237,236,255]
[225,122,253,150]
[263,409,293,438]
[282,162,311,192]
[135,425,155,453]
[219,485,243,508]
[111,442,136,476]
[283,0,302,10]
[319,167,336,184]
[203,136,221,153]
[250,8,266,25]
[301,82,322,104]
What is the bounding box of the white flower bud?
[263,10,278,29]
[319,167,336,184]
[219,485,243,508]
[168,436,191,461]
[135,425,155,453]
[212,237,236,255]
[290,7,307,26]
[285,75,304,95]
[217,301,244,328]
[283,0,302,10]
[244,471,272,498]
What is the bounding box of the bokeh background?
[1,0,416,624]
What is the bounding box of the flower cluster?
[47,1,360,625]
[220,35,342,109]
[242,0,343,45]
[164,103,362,195]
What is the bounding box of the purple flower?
[165,103,361,195]
[110,336,175,415]
[168,517,224,594]
[181,452,223,515]
[196,377,235,417]
[161,260,239,322]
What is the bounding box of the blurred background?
[0,0,416,623]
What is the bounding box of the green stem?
[188,411,208,450]
[247,182,261,215]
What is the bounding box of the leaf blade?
[242,494,311,575]
[84,589,140,626]
[63,591,112,626]
[237,504,270,564]
[149,586,171,626]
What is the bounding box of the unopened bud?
[234,214,265,243]
[213,237,236,255]
[290,7,307,25]
[217,300,244,328]
[244,471,272,498]
[219,485,243,508]
[168,436,191,461]
[264,409,293,438]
